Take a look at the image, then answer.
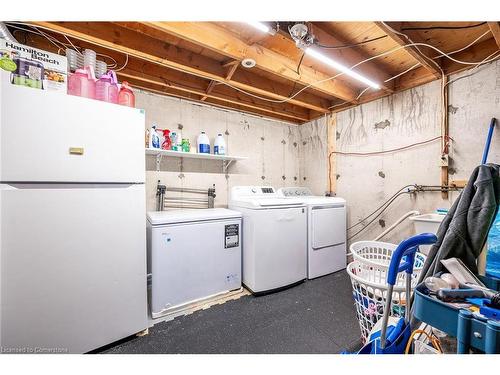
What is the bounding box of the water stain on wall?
[339,106,367,147]
[402,88,425,133]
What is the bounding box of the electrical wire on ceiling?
[432,29,491,59]
[114,54,129,71]
[314,35,387,50]
[352,28,494,103]
[8,24,67,52]
[5,22,123,69]
[401,22,487,31]
[218,39,500,105]
[296,51,305,75]
[445,50,500,87]
[16,22,500,107]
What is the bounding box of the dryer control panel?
[278,187,314,197]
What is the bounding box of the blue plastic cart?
[414,276,500,353]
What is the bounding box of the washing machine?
[278,187,346,279]
[147,208,242,318]
[229,186,307,294]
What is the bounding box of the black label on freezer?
[225,224,239,249]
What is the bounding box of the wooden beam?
[375,22,442,79]
[201,81,217,101]
[298,33,500,122]
[488,22,500,49]
[117,69,311,122]
[327,113,337,195]
[200,62,239,101]
[128,80,303,124]
[116,21,333,112]
[225,62,239,80]
[17,27,309,122]
[142,22,358,102]
[31,22,330,115]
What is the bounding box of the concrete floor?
[99,270,362,354]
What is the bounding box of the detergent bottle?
[161,129,172,150]
[149,125,160,149]
[95,70,118,103]
[68,66,96,99]
[214,133,226,155]
[118,81,135,107]
[197,131,210,154]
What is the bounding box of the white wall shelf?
[145,148,247,172]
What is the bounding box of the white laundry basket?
[347,241,427,342]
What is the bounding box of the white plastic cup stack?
[95,60,107,79]
[66,48,80,72]
[83,49,97,72]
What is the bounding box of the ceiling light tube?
[305,47,380,89]
[246,21,270,33]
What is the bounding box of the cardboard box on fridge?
[0,39,67,93]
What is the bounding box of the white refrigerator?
[0,82,148,353]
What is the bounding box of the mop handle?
[379,233,438,349]
[481,118,496,164]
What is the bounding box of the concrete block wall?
[300,61,500,245]
[137,90,301,211]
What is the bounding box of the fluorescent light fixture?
[246,21,270,33]
[305,47,380,89]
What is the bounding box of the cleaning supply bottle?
[175,129,183,151]
[118,81,135,107]
[149,125,160,149]
[67,66,96,99]
[161,129,171,150]
[197,131,210,154]
[95,70,118,103]
[170,132,178,151]
[214,133,226,155]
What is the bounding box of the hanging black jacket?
[418,163,500,282]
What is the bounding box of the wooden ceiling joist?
[117,68,311,123]
[31,22,330,116]
[375,22,442,79]
[18,21,500,124]
[141,22,358,103]
[202,61,239,101]
[128,80,304,124]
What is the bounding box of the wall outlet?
[440,154,449,167]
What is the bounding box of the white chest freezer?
[147,209,242,318]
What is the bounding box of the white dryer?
[278,187,346,279]
[229,186,307,294]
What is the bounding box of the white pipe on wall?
[373,210,421,241]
